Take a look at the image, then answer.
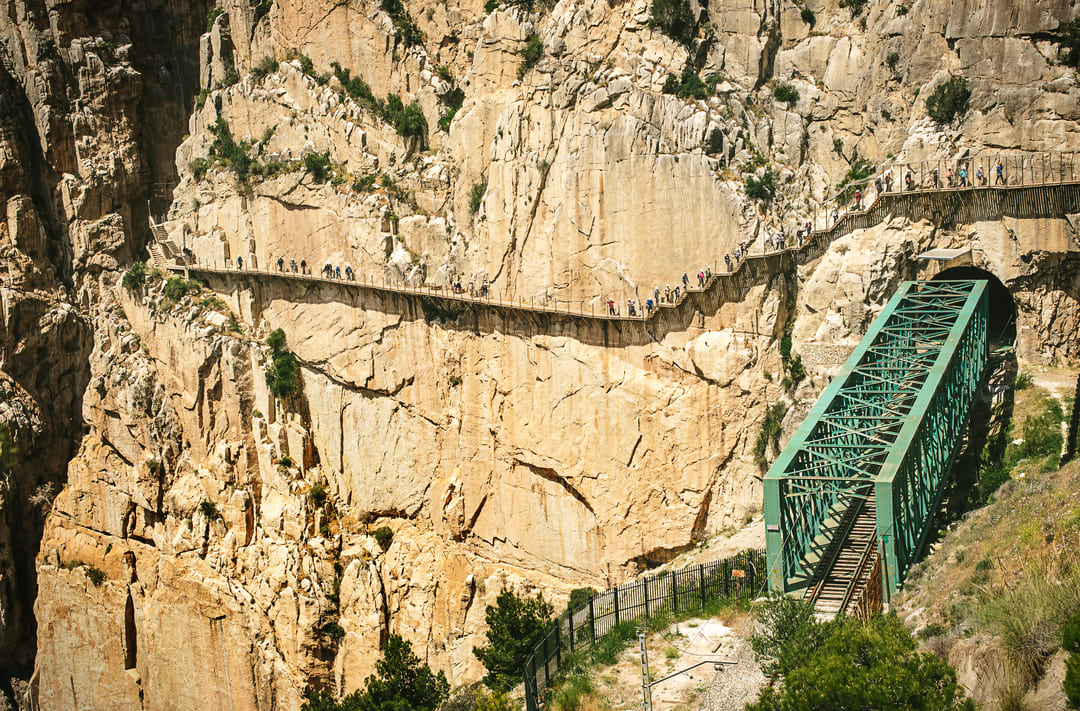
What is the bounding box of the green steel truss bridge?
[764,280,989,612]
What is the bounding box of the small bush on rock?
[925,76,971,125]
[265,328,300,398]
[122,262,147,290]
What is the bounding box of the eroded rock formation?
[0,0,1075,708]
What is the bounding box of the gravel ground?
[695,640,767,711]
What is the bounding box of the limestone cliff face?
[4,0,1080,708]
[0,0,208,696]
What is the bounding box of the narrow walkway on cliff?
[151,152,1080,325]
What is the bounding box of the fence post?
[614,586,621,626]
[644,576,651,617]
[699,564,706,606]
[588,598,596,645]
[569,608,576,653]
[555,620,562,670]
[672,571,679,612]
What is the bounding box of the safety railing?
[523,549,765,711]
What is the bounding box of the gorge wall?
[0,0,1077,708]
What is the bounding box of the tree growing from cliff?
[301,634,448,711]
[649,0,697,45]
[265,328,300,398]
[925,76,971,125]
[473,588,554,692]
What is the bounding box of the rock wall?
[2,0,1079,707]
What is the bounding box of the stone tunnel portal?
[932,266,1017,348]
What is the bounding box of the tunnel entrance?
[932,266,1017,348]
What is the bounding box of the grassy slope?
[896,370,1079,710]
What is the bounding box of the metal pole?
[639,632,653,711]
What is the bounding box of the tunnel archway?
[932,266,1017,348]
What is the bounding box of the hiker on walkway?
[627,299,635,316]
[653,286,660,304]
[854,189,862,210]
[875,177,883,195]
[932,168,940,188]
[607,299,616,315]
[468,281,475,296]
[645,298,653,314]
[976,166,985,185]
[236,256,242,270]
[682,273,689,290]
[884,172,893,192]
[705,266,711,280]
[673,286,680,302]
[335,266,341,279]
[345,265,354,281]
[946,167,954,187]
[481,281,489,297]
[697,270,705,287]
[905,171,914,190]
[959,167,968,187]
[300,259,307,274]
[664,285,671,303]
[277,257,285,271]
[995,161,1005,185]
[290,259,297,273]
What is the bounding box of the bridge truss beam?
[765,280,989,595]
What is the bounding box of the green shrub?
[251,55,279,79]
[194,88,211,110]
[745,168,776,202]
[207,7,225,32]
[253,0,272,21]
[886,51,901,71]
[188,157,211,180]
[373,525,394,549]
[321,622,345,641]
[567,587,598,612]
[1014,372,1033,390]
[265,328,300,398]
[469,181,487,216]
[473,588,554,692]
[649,0,697,45]
[550,674,592,711]
[662,64,710,99]
[837,0,868,15]
[517,32,544,79]
[122,261,147,290]
[979,560,1080,686]
[303,151,332,182]
[380,0,423,47]
[801,8,816,26]
[1064,612,1080,708]
[209,118,254,179]
[485,0,499,11]
[925,76,971,125]
[163,277,196,302]
[1055,19,1080,67]
[749,613,973,710]
[897,5,908,15]
[307,484,327,507]
[754,402,787,472]
[773,82,799,106]
[750,594,827,680]
[86,567,107,587]
[395,101,426,140]
[199,500,222,520]
[439,106,458,132]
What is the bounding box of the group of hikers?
[206,157,1019,320]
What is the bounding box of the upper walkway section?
[153,152,1080,326]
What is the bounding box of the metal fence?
[522,549,766,711]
